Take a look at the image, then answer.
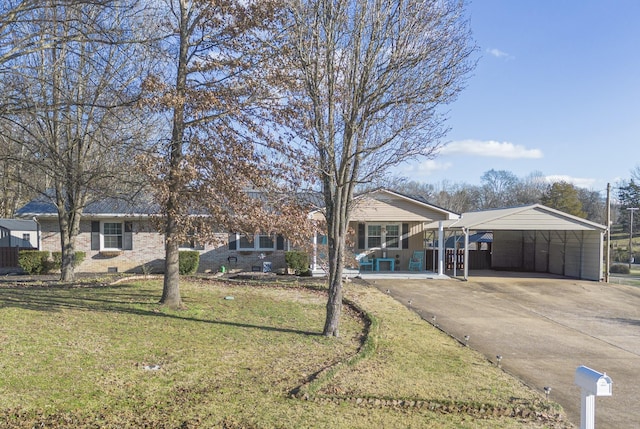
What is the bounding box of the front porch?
[312,267,450,280]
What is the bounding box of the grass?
[0,277,570,428]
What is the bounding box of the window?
[236,233,278,251]
[366,223,400,249]
[103,222,123,249]
[367,225,382,248]
[385,224,400,248]
[22,233,31,243]
[258,234,274,249]
[180,230,203,250]
[238,234,255,250]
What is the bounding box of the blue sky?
[400,0,640,193]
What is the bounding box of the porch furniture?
[375,257,395,271]
[359,256,374,272]
[408,250,424,271]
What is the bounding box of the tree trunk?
[323,235,344,336]
[161,230,182,308]
[60,235,76,282]
[323,187,349,337]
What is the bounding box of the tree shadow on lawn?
[0,283,324,337]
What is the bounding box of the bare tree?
[479,169,520,208]
[141,0,310,309]
[2,0,152,280]
[285,0,475,336]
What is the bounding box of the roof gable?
[349,189,460,222]
[425,204,606,231]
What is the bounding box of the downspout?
[34,216,40,250]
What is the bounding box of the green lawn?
[0,277,570,428]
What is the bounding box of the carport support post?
[438,221,444,275]
[463,228,469,280]
[580,389,596,429]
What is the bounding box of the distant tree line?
[387,168,608,224]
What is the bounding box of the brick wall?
[37,218,289,274]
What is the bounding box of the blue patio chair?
[359,256,374,272]
[408,250,424,271]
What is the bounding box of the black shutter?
[358,223,365,249]
[276,235,285,250]
[402,223,409,249]
[91,221,100,250]
[123,222,133,250]
[228,233,237,250]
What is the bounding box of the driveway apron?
[370,274,640,429]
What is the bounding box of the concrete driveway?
[371,271,640,429]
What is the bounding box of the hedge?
[19,250,87,274]
[179,251,200,275]
[50,251,87,272]
[610,264,630,274]
[285,251,310,275]
[18,250,50,275]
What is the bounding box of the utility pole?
[605,183,610,282]
[627,207,639,270]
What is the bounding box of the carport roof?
[424,204,607,232]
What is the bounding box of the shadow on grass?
[0,283,323,337]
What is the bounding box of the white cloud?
[544,175,596,188]
[486,48,511,59]
[395,159,453,179]
[441,140,543,159]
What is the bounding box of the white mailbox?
[575,365,612,396]
[575,366,613,429]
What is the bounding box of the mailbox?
[575,365,612,396]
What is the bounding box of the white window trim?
[101,221,123,251]
[366,223,401,250]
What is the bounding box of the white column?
[438,221,444,275]
[464,228,469,281]
[312,231,318,271]
[580,390,595,429]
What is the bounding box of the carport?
[424,204,607,281]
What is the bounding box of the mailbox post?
[574,366,612,429]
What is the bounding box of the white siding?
[350,195,450,222]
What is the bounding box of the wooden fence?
[425,249,492,271]
[0,247,35,268]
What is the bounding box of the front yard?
[0,276,570,428]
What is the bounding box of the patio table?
[375,257,395,271]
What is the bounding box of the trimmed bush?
[49,251,87,272]
[285,251,310,275]
[610,264,630,274]
[18,250,50,275]
[179,251,200,275]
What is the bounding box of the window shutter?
[123,222,133,250]
[228,233,237,250]
[402,223,409,249]
[91,221,100,250]
[276,235,285,250]
[358,223,365,249]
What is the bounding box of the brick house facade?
[18,197,292,274]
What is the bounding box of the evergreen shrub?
[285,251,310,275]
[610,264,630,274]
[18,250,50,275]
[179,251,200,275]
